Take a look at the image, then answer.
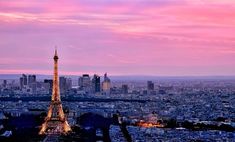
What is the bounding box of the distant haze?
[1,74,235,82]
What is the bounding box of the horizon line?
[1,73,235,77]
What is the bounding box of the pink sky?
[0,0,235,76]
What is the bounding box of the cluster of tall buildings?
[19,74,37,94]
[14,73,112,95]
[78,73,111,94]
[0,74,160,96]
[18,74,72,95]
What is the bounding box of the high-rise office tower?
[22,74,27,85]
[20,74,28,89]
[122,84,128,94]
[102,73,111,94]
[147,81,154,91]
[28,75,36,85]
[59,77,72,94]
[82,74,91,88]
[44,79,53,93]
[66,78,72,91]
[78,74,91,93]
[78,77,83,87]
[28,75,37,94]
[20,77,23,89]
[92,74,101,93]
[2,80,7,88]
[59,76,67,94]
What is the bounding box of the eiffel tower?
[39,49,71,135]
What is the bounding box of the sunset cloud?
[0,0,235,76]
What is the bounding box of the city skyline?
[0,0,235,76]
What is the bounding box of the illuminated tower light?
[39,49,71,135]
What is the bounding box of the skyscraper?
[20,77,23,89]
[78,74,91,93]
[122,84,128,94]
[28,75,36,85]
[59,77,72,94]
[92,74,101,93]
[20,74,28,89]
[2,80,7,88]
[59,76,67,94]
[147,81,155,95]
[66,78,72,92]
[39,49,71,135]
[102,73,111,94]
[44,79,53,93]
[23,74,27,85]
[28,75,37,94]
[147,81,154,91]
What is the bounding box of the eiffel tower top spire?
[54,47,58,60]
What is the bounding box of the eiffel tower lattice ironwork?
[39,49,71,135]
